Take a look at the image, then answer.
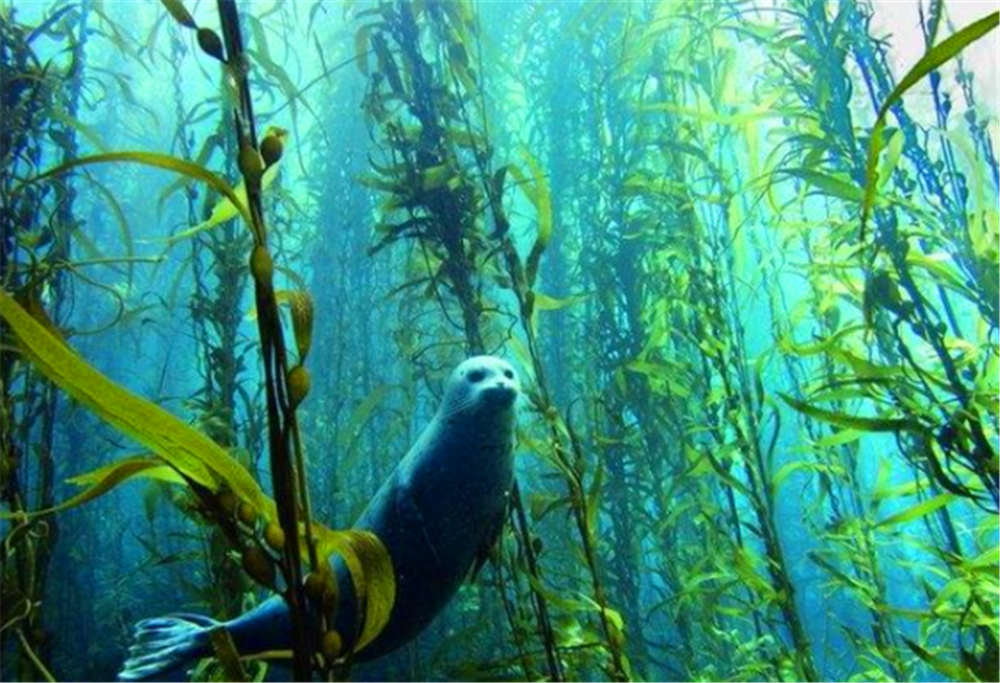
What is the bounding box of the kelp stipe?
[1,3,93,679]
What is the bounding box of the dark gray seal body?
[120,356,519,680]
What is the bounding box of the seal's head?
[441,356,520,419]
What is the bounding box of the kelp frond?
[0,288,395,657]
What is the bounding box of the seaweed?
[0,1,996,682]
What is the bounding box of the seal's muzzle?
[482,383,518,406]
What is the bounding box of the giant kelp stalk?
[492,94,632,681]
[210,1,317,678]
[156,0,322,676]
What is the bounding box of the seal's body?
[119,356,519,681]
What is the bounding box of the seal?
[119,355,520,681]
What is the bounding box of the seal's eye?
[503,369,514,380]
[468,370,486,383]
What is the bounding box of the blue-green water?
[1,1,998,681]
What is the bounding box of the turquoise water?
[1,1,998,681]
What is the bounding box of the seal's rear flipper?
[118,614,216,681]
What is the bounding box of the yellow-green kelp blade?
[860,11,999,245]
[0,287,269,512]
[0,457,184,521]
[165,162,281,247]
[315,528,396,653]
[0,289,395,654]
[23,151,255,234]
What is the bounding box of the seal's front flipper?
[118,614,216,681]
[469,503,507,582]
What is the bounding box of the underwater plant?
[0,1,996,682]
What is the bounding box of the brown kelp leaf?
[157,132,225,217]
[533,293,588,312]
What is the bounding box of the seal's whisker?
[440,395,481,417]
[441,400,476,417]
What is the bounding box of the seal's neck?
[433,404,515,450]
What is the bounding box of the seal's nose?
[484,382,518,405]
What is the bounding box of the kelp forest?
[0,1,997,681]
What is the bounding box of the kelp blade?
[22,151,255,237]
[860,12,999,243]
[0,288,268,511]
[165,162,281,247]
[0,289,396,649]
[314,528,396,654]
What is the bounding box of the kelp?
[0,288,395,657]
[0,288,264,507]
[18,151,255,239]
[165,154,283,247]
[1,1,997,681]
[860,12,999,247]
[0,1,398,673]
[0,6,94,678]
